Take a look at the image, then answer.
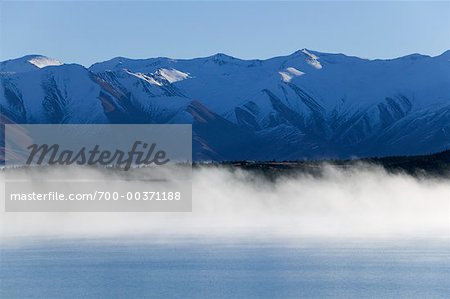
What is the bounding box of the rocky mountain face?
[1,50,449,160]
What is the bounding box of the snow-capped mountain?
[1,50,449,160]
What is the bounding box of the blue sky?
[1,1,449,66]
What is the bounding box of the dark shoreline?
[194,149,450,179]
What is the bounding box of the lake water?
[1,238,449,298]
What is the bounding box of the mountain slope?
[1,50,449,160]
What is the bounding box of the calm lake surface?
[1,238,449,299]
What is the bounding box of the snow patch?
[125,70,163,86]
[279,67,305,82]
[302,49,322,69]
[156,68,190,83]
[301,49,318,60]
[125,68,190,86]
[28,56,63,68]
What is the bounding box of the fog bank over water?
[1,165,449,240]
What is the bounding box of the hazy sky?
[1,1,449,66]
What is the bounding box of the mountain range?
[1,49,449,160]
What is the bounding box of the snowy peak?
[301,48,319,60]
[28,56,63,68]
[301,49,322,69]
[0,55,63,73]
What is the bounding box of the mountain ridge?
[1,49,449,160]
[3,48,450,71]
